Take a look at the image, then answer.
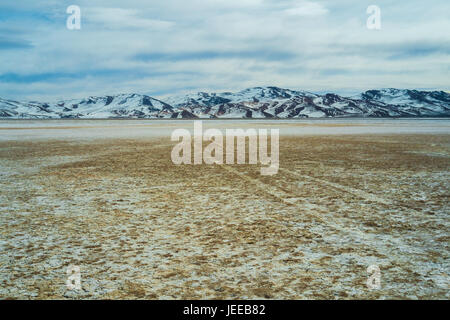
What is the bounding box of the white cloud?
[0,0,449,100]
[284,1,328,16]
[86,7,174,30]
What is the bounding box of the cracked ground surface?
[0,120,449,299]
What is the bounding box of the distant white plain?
[0,119,449,141]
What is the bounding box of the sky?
[0,0,449,101]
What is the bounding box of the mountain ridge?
[1,87,449,119]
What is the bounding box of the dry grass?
[0,132,449,299]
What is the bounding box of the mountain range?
[1,87,449,119]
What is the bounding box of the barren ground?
[0,120,449,299]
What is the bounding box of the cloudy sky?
[0,0,449,101]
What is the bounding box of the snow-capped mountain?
[360,89,450,117]
[0,94,174,119]
[1,87,449,119]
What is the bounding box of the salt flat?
[0,119,449,141]
[0,119,448,299]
